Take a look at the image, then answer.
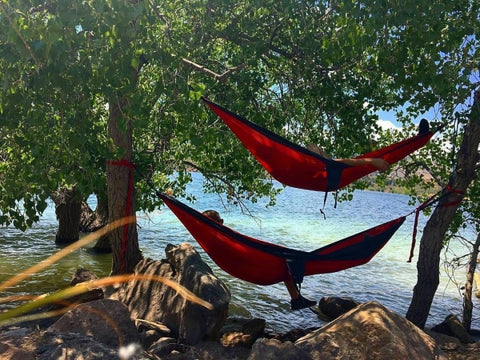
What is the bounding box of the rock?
[135,318,172,335]
[0,327,39,359]
[47,299,140,348]
[135,318,173,348]
[269,327,319,343]
[3,300,480,359]
[220,318,266,347]
[431,314,476,344]
[118,243,231,345]
[183,340,251,360]
[70,268,99,285]
[139,329,160,349]
[0,328,119,360]
[426,329,462,351]
[247,338,311,360]
[431,319,451,336]
[0,340,35,360]
[318,296,360,320]
[67,268,104,304]
[295,301,447,360]
[37,331,120,360]
[148,336,178,357]
[220,332,254,349]
[0,326,36,345]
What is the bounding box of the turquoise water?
[1,172,478,333]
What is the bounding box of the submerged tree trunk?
[93,233,112,253]
[406,90,480,328]
[106,97,143,274]
[80,194,108,232]
[462,233,480,331]
[79,192,111,253]
[52,186,82,244]
[91,194,111,253]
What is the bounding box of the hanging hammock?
[202,97,434,192]
[159,192,405,286]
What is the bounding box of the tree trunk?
[79,201,96,232]
[80,193,108,233]
[106,97,143,274]
[92,233,112,253]
[52,186,82,244]
[79,192,111,253]
[406,90,480,328]
[462,233,480,331]
[91,193,111,253]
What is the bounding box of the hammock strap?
[442,185,465,207]
[408,185,465,262]
[106,159,136,271]
[286,259,306,286]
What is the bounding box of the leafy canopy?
[0,0,478,233]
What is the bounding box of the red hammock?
[202,97,434,192]
[159,192,405,286]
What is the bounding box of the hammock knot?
[106,158,136,169]
[442,186,465,207]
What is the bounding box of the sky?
[375,106,443,131]
[376,110,426,131]
[377,70,479,131]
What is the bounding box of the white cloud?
[377,119,400,131]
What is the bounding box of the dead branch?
[181,58,245,83]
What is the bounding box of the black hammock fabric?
[159,192,406,286]
[202,97,434,192]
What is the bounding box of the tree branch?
[181,58,245,83]
[404,161,444,187]
[0,2,40,70]
[181,160,256,217]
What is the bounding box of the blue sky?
[376,107,439,130]
[377,69,479,130]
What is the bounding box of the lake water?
[1,172,478,333]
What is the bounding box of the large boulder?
[36,332,120,360]
[47,299,139,348]
[294,301,448,360]
[0,326,121,360]
[118,243,231,345]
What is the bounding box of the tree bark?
[80,193,108,233]
[79,192,111,253]
[91,192,111,253]
[462,233,480,331]
[406,90,480,328]
[106,97,143,274]
[52,186,82,244]
[92,233,112,253]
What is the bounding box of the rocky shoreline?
[2,299,480,360]
[1,243,480,359]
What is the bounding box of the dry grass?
[0,216,212,328]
